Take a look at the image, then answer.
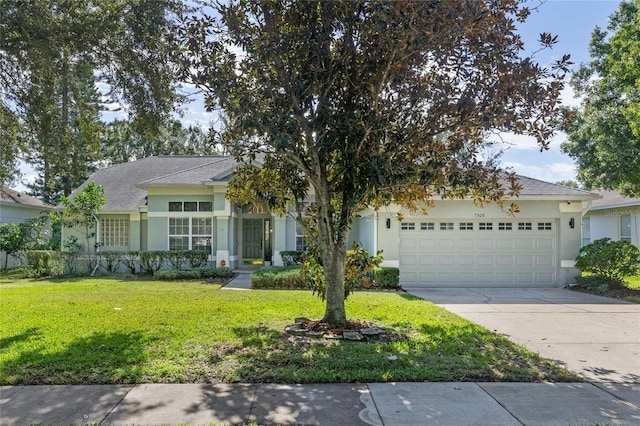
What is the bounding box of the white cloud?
[503,161,576,183]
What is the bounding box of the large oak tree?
[177,0,570,325]
[562,0,640,196]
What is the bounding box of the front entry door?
[243,219,263,260]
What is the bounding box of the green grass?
[0,277,578,385]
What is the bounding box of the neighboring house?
[62,156,599,288]
[0,186,54,268]
[582,190,640,248]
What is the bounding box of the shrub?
[155,269,201,280]
[100,251,123,273]
[251,266,309,289]
[575,238,640,283]
[24,250,62,276]
[154,267,234,281]
[280,250,305,266]
[373,267,400,289]
[165,250,190,270]
[575,276,610,294]
[121,251,139,274]
[186,250,209,268]
[196,266,234,279]
[139,251,168,275]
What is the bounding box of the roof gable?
[0,186,54,209]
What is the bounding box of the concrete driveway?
[407,287,640,384]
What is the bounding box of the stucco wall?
[587,207,640,247]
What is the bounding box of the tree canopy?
[0,0,189,199]
[562,0,640,196]
[177,0,570,325]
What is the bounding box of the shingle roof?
[69,156,238,212]
[588,190,640,210]
[0,186,54,209]
[68,156,599,212]
[513,175,599,198]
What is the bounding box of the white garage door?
[399,219,557,287]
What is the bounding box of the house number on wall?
[474,213,485,218]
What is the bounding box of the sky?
[498,0,623,183]
[15,0,624,191]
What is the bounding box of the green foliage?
[61,236,81,275]
[155,269,201,281]
[373,267,401,289]
[575,276,610,295]
[121,252,139,274]
[178,0,569,325]
[164,250,210,270]
[138,251,168,276]
[100,251,124,273]
[251,266,309,290]
[575,238,640,283]
[196,267,233,279]
[303,242,383,300]
[280,250,305,266]
[60,181,106,261]
[0,223,26,270]
[562,0,640,195]
[24,250,62,277]
[1,0,189,194]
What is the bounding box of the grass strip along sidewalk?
[0,277,578,385]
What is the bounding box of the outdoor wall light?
[569,218,575,229]
[386,218,391,229]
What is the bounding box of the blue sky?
[499,0,623,183]
[16,0,624,191]
[176,0,625,184]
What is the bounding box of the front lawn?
[0,277,578,385]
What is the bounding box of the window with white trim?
[459,222,473,230]
[169,217,212,252]
[518,222,532,230]
[537,222,552,231]
[498,222,512,230]
[296,222,308,251]
[439,222,454,230]
[582,217,591,247]
[168,201,213,212]
[100,217,129,247]
[401,222,416,230]
[620,215,632,242]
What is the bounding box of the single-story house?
[582,190,640,247]
[1,186,55,268]
[63,156,599,288]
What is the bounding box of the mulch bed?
[569,284,640,301]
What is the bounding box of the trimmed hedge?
[155,267,234,281]
[373,267,401,289]
[251,266,309,290]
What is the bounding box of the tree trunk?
[321,239,348,325]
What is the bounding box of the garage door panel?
[399,219,557,288]
[477,239,494,249]
[457,239,474,249]
[400,238,417,249]
[439,239,455,249]
[419,239,437,249]
[516,238,534,249]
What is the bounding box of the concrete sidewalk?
[2,381,640,425]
